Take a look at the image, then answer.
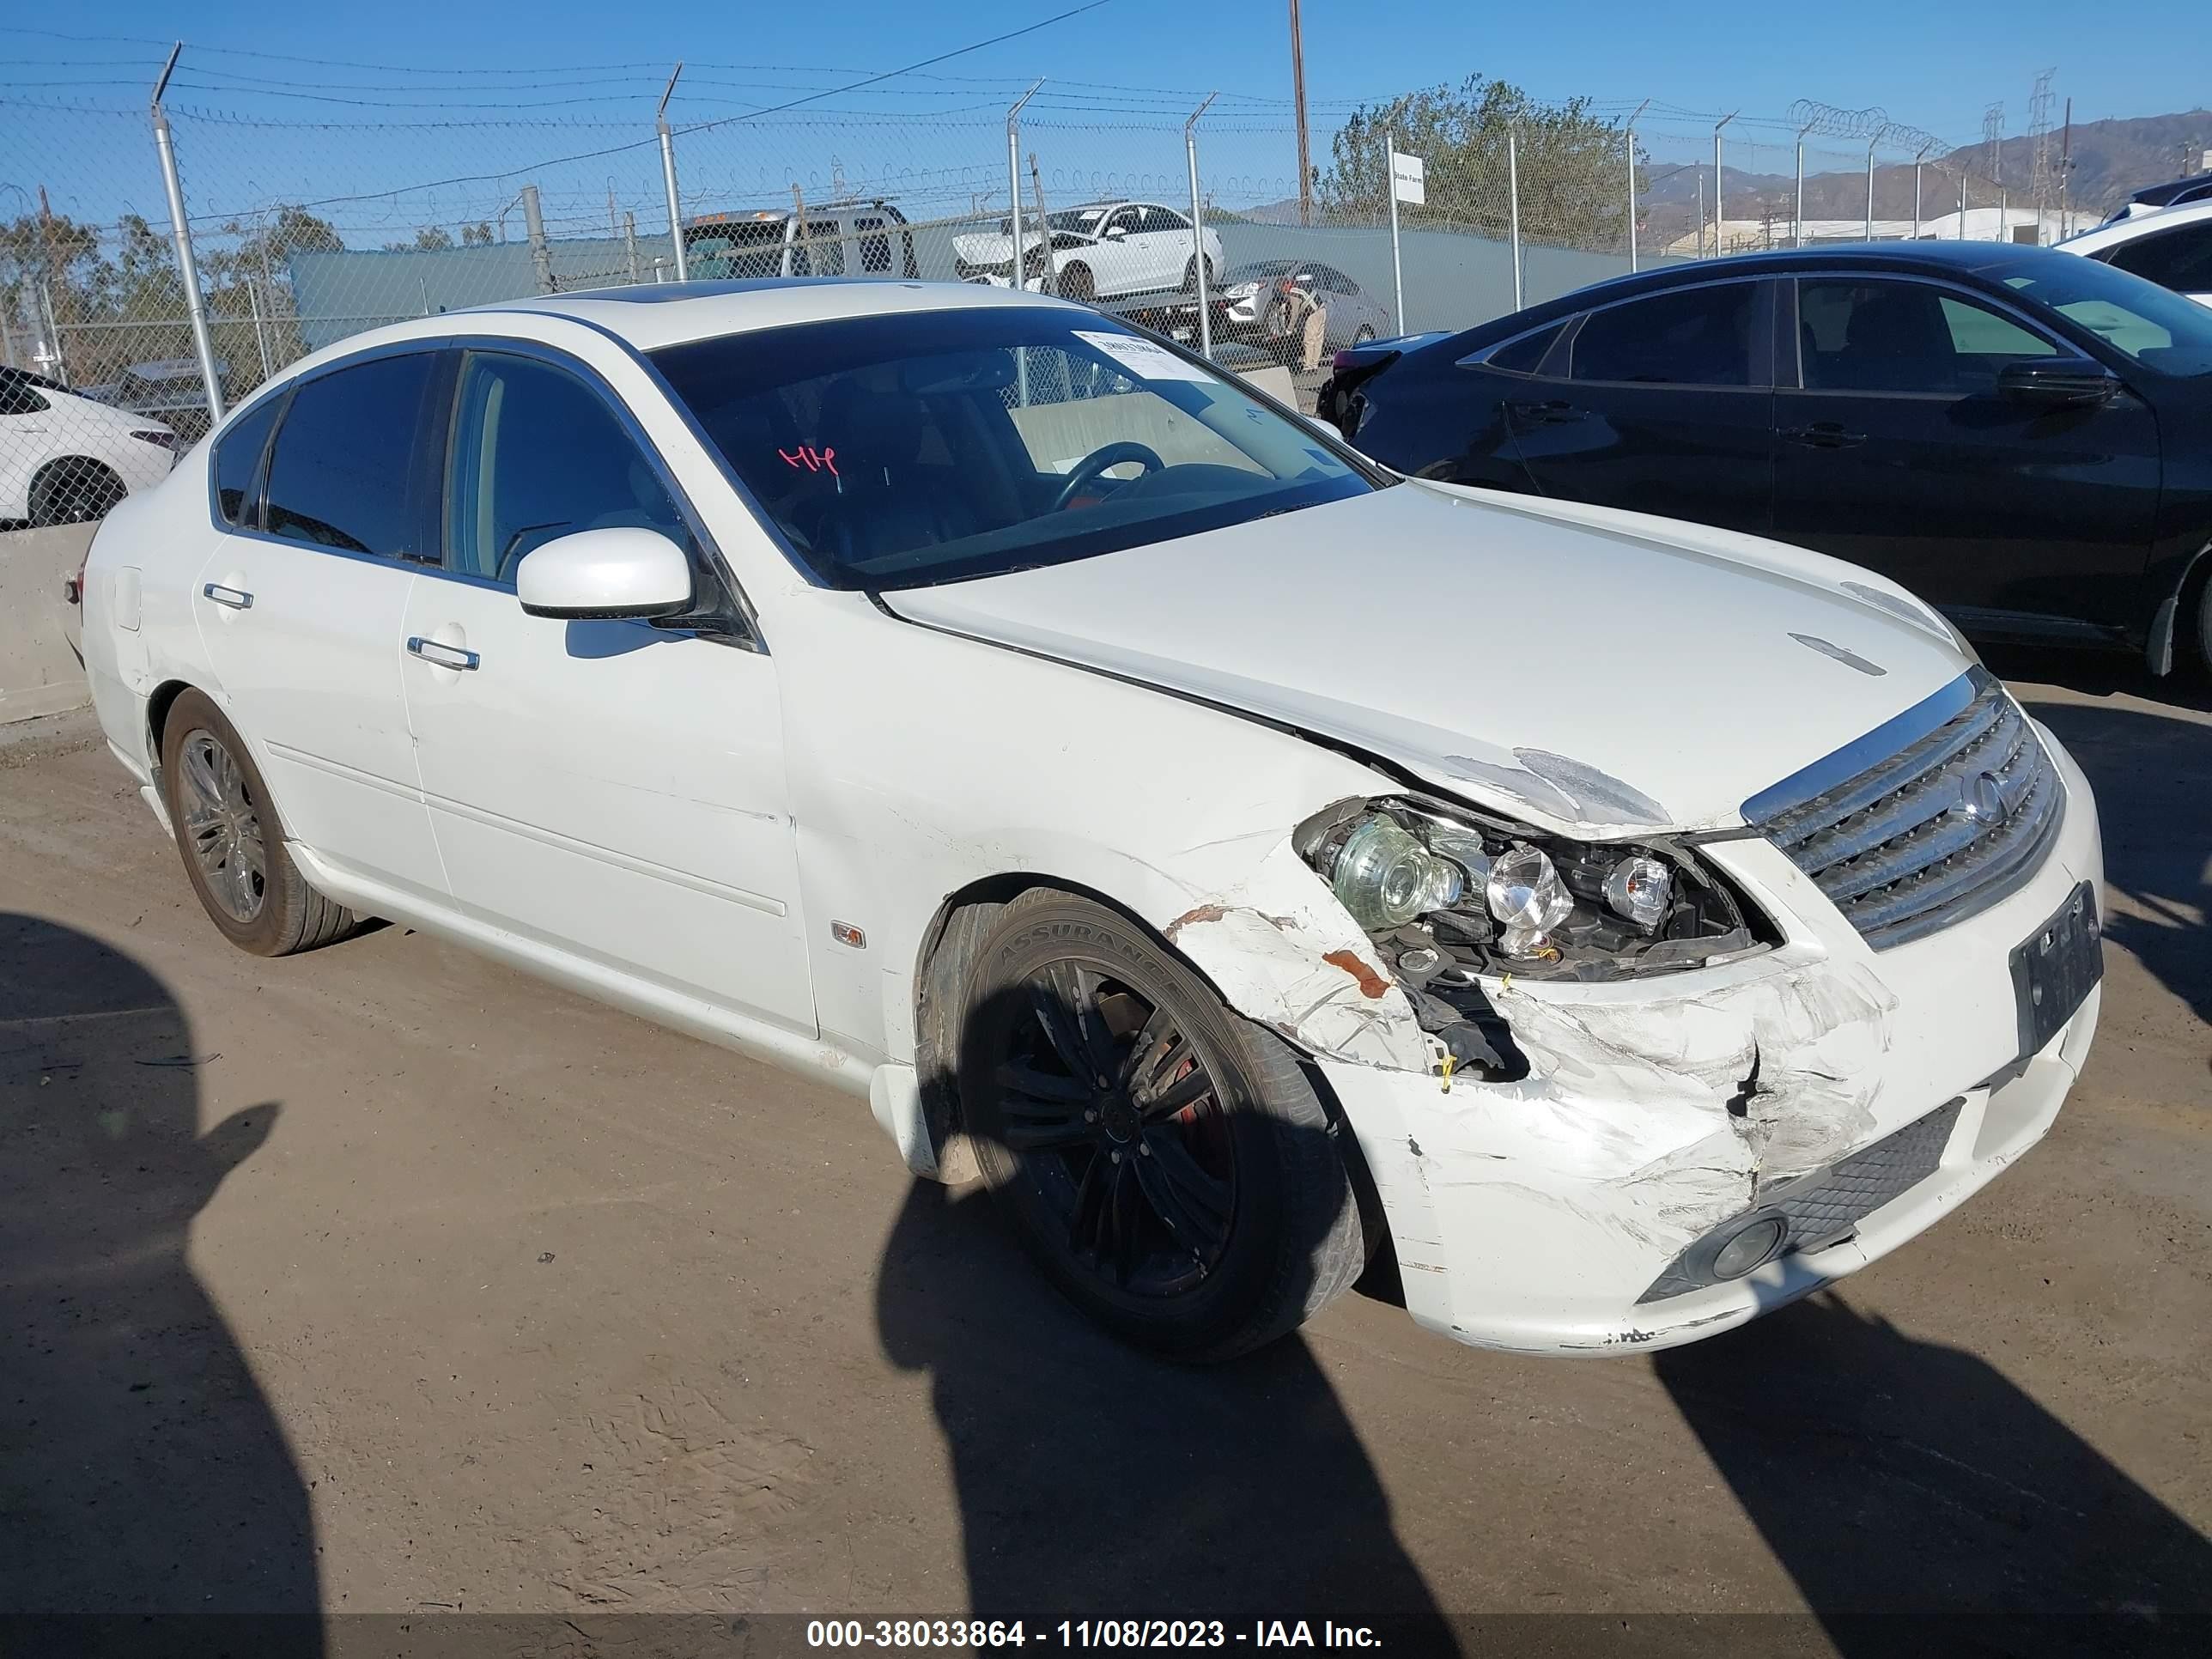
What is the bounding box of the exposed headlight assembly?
[1299,798,1765,982]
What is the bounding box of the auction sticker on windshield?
[1073,329,1213,383]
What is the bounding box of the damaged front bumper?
[1292,727,2106,1356]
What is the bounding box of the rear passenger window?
[855,216,891,274]
[1572,284,1756,386]
[1486,323,1564,375]
[211,394,283,527]
[263,354,437,557]
[2103,221,2212,294]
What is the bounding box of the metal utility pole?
[1507,124,1523,305]
[1695,171,1705,258]
[1712,111,1738,257]
[1626,98,1650,270]
[1185,94,1218,358]
[1288,0,1312,226]
[148,43,224,425]
[521,185,553,295]
[1795,119,1814,247]
[1958,168,1968,240]
[1387,131,1406,330]
[2059,98,2073,236]
[658,63,689,281]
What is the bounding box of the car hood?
[953,229,1093,264]
[882,481,1973,837]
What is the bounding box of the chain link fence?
[3,60,2051,532]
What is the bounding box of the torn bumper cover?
[1175,724,2106,1357]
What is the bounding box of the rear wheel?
[160,690,356,957]
[28,459,125,526]
[957,890,1364,1362]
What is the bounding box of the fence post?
[623,211,641,283]
[246,276,272,380]
[148,44,225,426]
[1507,123,1523,309]
[1387,129,1405,334]
[1864,133,1879,240]
[1625,99,1649,271]
[1958,170,1967,240]
[1796,121,1814,247]
[520,185,555,295]
[1184,94,1218,359]
[1006,82,1042,408]
[1029,154,1061,297]
[1999,185,2008,241]
[657,64,689,282]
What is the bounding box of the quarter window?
[1571,284,1756,386]
[1798,280,2057,395]
[211,393,283,527]
[1486,321,1565,375]
[262,353,437,557]
[443,352,686,584]
[2102,222,2212,295]
[0,374,48,416]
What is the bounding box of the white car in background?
[78,279,2102,1363]
[3,365,177,526]
[2059,198,2212,308]
[955,200,1223,302]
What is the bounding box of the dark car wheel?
[1182,254,1213,294]
[160,690,357,957]
[28,460,126,526]
[957,890,1365,1363]
[1058,263,1095,302]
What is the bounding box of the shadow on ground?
[877,1177,1453,1647]
[1657,1291,2212,1656]
[0,914,321,1648]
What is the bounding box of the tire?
[1182,254,1214,294]
[2194,567,2212,681]
[1057,262,1095,302]
[957,889,1364,1363]
[28,459,126,527]
[1352,323,1376,345]
[159,690,356,957]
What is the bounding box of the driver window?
[445,352,686,585]
[1106,208,1140,237]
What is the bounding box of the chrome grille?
[1744,670,2063,950]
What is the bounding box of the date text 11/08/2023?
[805,1620,1385,1648]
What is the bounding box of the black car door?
[1503,277,1778,536]
[1771,275,2160,635]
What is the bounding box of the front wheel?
[160,690,357,957]
[1182,254,1214,294]
[1057,262,1095,302]
[957,890,1365,1362]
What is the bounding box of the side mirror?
[1105,224,1127,239]
[1996,356,2119,410]
[516,527,693,620]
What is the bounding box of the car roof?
[256,276,1094,375]
[2059,197,2212,253]
[1458,240,2081,338]
[2127,174,2212,210]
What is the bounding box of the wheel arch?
[2148,534,2212,675]
[905,872,1391,1260]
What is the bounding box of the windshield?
[684,221,787,278]
[651,307,1376,591]
[1997,254,2212,376]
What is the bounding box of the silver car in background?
[1217,259,1395,360]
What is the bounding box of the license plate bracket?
[2009,880,2101,1061]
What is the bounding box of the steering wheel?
[1051,441,1165,513]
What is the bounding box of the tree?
[461,222,495,247]
[1316,74,1629,249]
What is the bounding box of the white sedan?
[954,201,1224,302]
[78,279,2105,1361]
[2057,198,2212,308]
[3,365,177,525]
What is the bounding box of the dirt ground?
[1,647,2207,1656]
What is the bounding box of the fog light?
[1711,1213,1791,1280]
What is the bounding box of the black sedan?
[1319,243,2212,674]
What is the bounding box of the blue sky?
[4,3,2207,245]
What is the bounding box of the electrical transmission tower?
[1984,102,2005,185]
[2028,70,2057,222]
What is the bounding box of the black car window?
[2103,221,2212,294]
[1571,283,1755,385]
[1486,321,1565,375]
[1145,206,1188,234]
[792,222,845,277]
[1316,265,1358,295]
[211,393,283,528]
[0,374,48,416]
[262,353,437,557]
[444,351,686,585]
[855,215,891,274]
[1799,280,2056,395]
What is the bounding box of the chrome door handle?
[406,636,480,671]
[203,582,253,610]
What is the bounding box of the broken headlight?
[1299,799,1766,983]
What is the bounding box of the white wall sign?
[1390,151,1425,207]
